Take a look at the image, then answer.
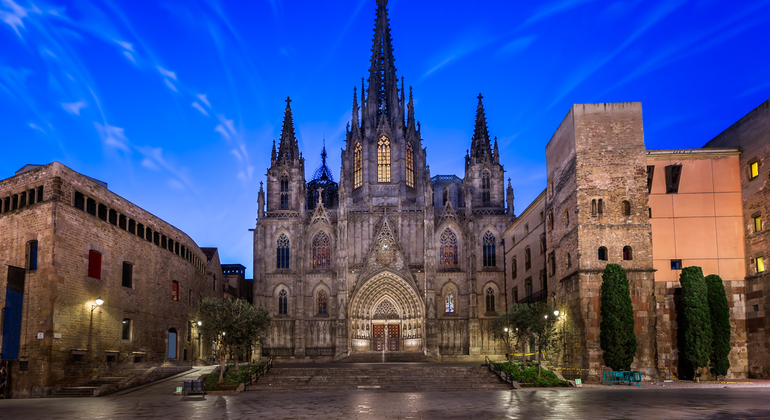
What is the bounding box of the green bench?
[604,371,641,386]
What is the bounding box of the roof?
[201,247,218,263]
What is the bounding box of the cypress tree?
[705,274,731,379]
[600,263,637,371]
[680,266,712,379]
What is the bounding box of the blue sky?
[2,0,769,276]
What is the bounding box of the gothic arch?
[348,271,424,321]
[274,283,291,316]
[307,227,334,270]
[440,280,459,315]
[435,223,464,268]
[481,281,500,315]
[313,282,331,317]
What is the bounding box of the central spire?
[366,0,400,122]
[470,93,493,162]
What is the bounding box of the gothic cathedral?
[253,0,514,360]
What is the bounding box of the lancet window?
[406,141,414,187]
[280,175,289,209]
[482,171,491,206]
[439,228,458,267]
[378,136,391,183]
[278,289,288,315]
[312,231,331,269]
[317,290,328,316]
[445,289,455,313]
[277,234,290,269]
[354,142,362,189]
[485,287,495,313]
[482,231,496,267]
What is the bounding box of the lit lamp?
[553,310,560,317]
[197,321,202,326]
[91,297,104,313]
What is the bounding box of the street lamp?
[553,310,560,317]
[91,297,104,314]
[197,321,202,326]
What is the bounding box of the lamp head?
[95,298,104,306]
[553,310,560,317]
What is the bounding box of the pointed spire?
[406,86,415,131]
[271,140,277,166]
[277,97,298,165]
[470,93,492,163]
[366,0,400,121]
[352,86,359,129]
[493,136,499,164]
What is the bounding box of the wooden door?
[373,325,385,351]
[388,325,399,351]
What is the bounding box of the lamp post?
[91,297,104,314]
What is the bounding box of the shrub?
[705,274,731,379]
[680,266,712,378]
[600,264,637,371]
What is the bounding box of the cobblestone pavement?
[2,386,770,419]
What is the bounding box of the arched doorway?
[348,272,424,352]
[168,328,178,360]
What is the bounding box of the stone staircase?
[247,363,511,392]
[338,351,433,363]
[52,365,189,397]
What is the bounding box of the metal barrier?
[485,356,516,389]
[183,380,205,396]
[246,356,274,387]
[603,370,641,386]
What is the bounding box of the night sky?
[2,0,769,275]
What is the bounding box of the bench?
[183,379,205,396]
[603,371,642,386]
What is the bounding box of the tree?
[600,263,637,371]
[194,298,271,382]
[493,303,536,368]
[531,301,560,378]
[680,266,712,380]
[705,274,731,379]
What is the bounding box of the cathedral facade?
[252,0,513,360]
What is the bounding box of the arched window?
[278,289,288,315]
[317,289,328,316]
[623,246,633,260]
[598,199,604,214]
[511,257,517,279]
[591,199,597,216]
[277,234,290,269]
[525,247,532,270]
[312,231,331,269]
[598,246,608,261]
[444,289,455,313]
[377,136,391,183]
[354,142,362,189]
[622,200,631,216]
[280,175,289,209]
[406,141,414,188]
[440,228,458,267]
[481,171,491,206]
[482,231,496,267]
[485,287,495,313]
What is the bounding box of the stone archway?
[348,272,425,352]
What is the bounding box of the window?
[312,231,331,269]
[513,287,519,303]
[481,171,491,206]
[443,189,448,206]
[592,200,597,216]
[524,247,532,270]
[646,165,655,193]
[98,204,107,221]
[354,142,363,189]
[444,289,455,313]
[27,240,38,271]
[317,290,328,316]
[525,278,532,297]
[623,246,633,261]
[485,287,495,313]
[758,257,765,273]
[566,253,571,268]
[280,175,289,209]
[754,215,762,232]
[88,250,102,279]
[622,201,631,216]
[511,257,517,279]
[440,228,458,267]
[565,209,569,226]
[548,252,555,276]
[122,262,133,288]
[377,136,391,182]
[277,234,290,269]
[547,212,553,231]
[749,161,759,180]
[406,141,414,188]
[172,280,179,301]
[665,164,682,194]
[482,231,496,267]
[525,223,529,234]
[122,318,132,340]
[539,212,544,223]
[598,247,608,261]
[540,234,546,255]
[86,198,96,215]
[75,191,85,210]
[671,259,682,270]
[598,199,604,214]
[278,289,288,315]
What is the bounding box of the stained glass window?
[482,231,496,267]
[406,141,414,187]
[377,136,391,183]
[445,289,455,313]
[376,225,396,266]
[317,290,328,316]
[312,231,331,269]
[278,289,288,315]
[439,228,458,267]
[277,234,290,269]
[354,142,362,189]
[485,287,495,313]
[481,171,491,206]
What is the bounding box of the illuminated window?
[758,257,765,273]
[312,231,331,269]
[754,215,762,232]
[749,161,759,179]
[280,175,289,209]
[444,289,455,313]
[439,228,458,267]
[278,289,288,315]
[122,318,132,341]
[482,231,496,267]
[317,290,328,316]
[277,234,290,269]
[354,142,362,189]
[482,171,491,206]
[406,141,414,187]
[172,280,179,301]
[377,136,391,182]
[88,250,102,279]
[485,287,495,313]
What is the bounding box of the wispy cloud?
[192,101,209,116]
[94,122,130,152]
[164,78,178,92]
[497,35,537,56]
[114,39,134,51]
[62,100,87,115]
[156,65,177,80]
[196,93,211,108]
[0,0,41,38]
[519,0,597,28]
[28,122,46,133]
